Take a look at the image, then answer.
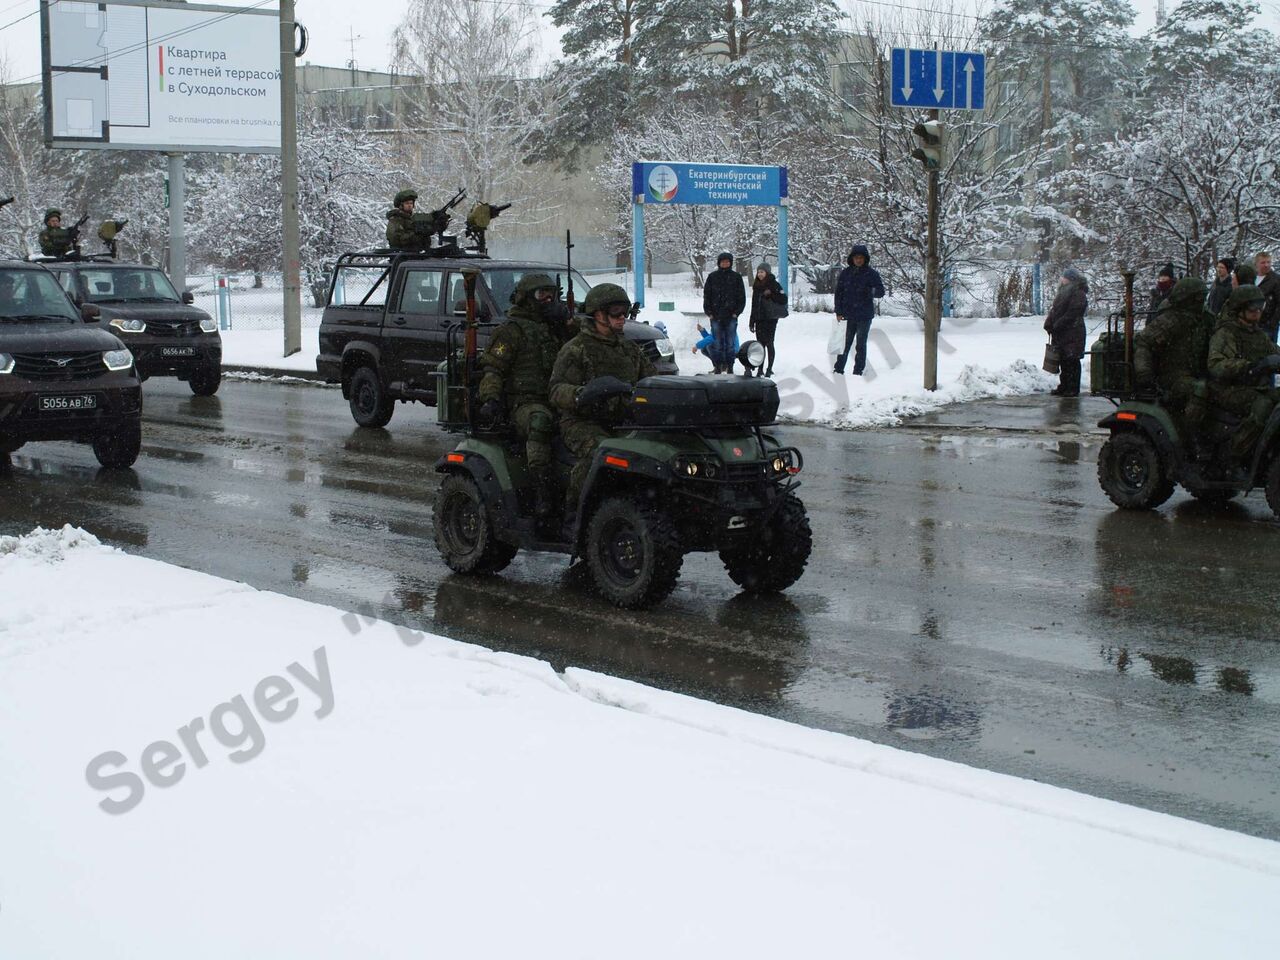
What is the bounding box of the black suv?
[45,260,222,396]
[0,262,143,468]
[317,253,678,427]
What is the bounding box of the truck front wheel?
[92,421,142,469]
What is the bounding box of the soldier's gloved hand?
[1248,354,1280,377]
[575,375,633,414]
[479,399,504,426]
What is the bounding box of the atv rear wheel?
[434,473,517,574]
[349,366,394,428]
[585,495,683,609]
[1098,432,1173,510]
[720,493,812,594]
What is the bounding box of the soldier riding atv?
[1095,273,1280,515]
[432,273,812,609]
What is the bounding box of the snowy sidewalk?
[1,527,1277,958]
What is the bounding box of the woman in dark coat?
[1208,257,1235,316]
[1044,267,1088,397]
[748,262,786,377]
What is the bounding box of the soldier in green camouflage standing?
[549,283,656,512]
[38,209,75,257]
[385,190,419,250]
[478,273,564,519]
[1207,285,1280,465]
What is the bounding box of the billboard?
[631,162,788,207]
[41,0,281,153]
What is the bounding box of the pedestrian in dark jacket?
[1208,257,1235,316]
[1044,267,1088,397]
[749,262,786,377]
[702,251,746,374]
[1149,263,1176,312]
[832,244,885,375]
[1254,251,1280,342]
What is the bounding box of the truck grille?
[12,352,103,381]
[147,320,202,337]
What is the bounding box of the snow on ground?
[219,326,322,374]
[2,526,1277,958]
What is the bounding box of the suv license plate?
[161,347,196,357]
[40,395,97,411]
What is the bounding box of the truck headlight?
[103,349,134,371]
[200,318,218,333]
[0,353,13,375]
[655,338,674,358]
[109,318,146,333]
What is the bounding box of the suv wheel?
[585,494,683,609]
[349,365,394,428]
[434,473,517,574]
[189,364,222,397]
[1098,432,1174,509]
[720,493,812,593]
[92,421,142,469]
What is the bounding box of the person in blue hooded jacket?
[833,244,885,375]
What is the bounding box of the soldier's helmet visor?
[604,303,630,319]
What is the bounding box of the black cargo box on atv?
[630,375,780,428]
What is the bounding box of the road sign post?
[922,109,941,392]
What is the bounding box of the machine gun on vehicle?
[464,201,510,256]
[409,187,468,252]
[98,219,128,259]
[66,213,90,256]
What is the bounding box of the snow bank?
[1,528,1276,958]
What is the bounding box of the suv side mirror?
[181,291,195,305]
[80,303,101,323]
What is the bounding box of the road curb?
[223,364,328,384]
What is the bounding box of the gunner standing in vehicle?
[702,252,745,374]
[549,283,656,511]
[1207,285,1280,465]
[385,190,420,251]
[477,273,564,520]
[38,209,75,258]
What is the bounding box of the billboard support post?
[167,153,186,292]
[280,0,301,357]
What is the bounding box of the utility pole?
[913,111,943,391]
[167,153,186,293]
[280,0,301,357]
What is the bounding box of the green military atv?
[429,286,812,609]
[1092,276,1280,516]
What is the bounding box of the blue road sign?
[631,162,787,207]
[890,48,986,111]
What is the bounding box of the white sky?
[0,1,1262,86]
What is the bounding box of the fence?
[190,273,326,332]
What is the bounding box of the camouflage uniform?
[1133,277,1214,412]
[385,189,420,250]
[1207,286,1280,461]
[478,274,561,490]
[38,209,73,257]
[549,285,656,508]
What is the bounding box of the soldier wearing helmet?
[39,209,74,257]
[478,272,565,519]
[549,283,656,511]
[385,189,419,250]
[1207,285,1280,465]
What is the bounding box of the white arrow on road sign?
[961,59,975,109]
[932,47,945,102]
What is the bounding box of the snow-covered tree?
[1144,0,1277,90]
[1073,77,1280,279]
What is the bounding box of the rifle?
[565,229,576,319]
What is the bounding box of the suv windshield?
[81,268,180,303]
[484,268,592,309]
[0,269,79,323]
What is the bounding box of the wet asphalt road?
[2,378,1278,839]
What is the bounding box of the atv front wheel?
[720,493,813,594]
[585,495,683,609]
[1098,433,1173,510]
[434,473,517,574]
[349,366,394,428]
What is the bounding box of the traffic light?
[912,120,944,170]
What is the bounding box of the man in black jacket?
[1255,252,1280,342]
[702,252,746,374]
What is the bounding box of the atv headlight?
[673,454,721,479]
[109,318,146,334]
[0,353,13,375]
[654,338,674,358]
[103,349,134,371]
[768,450,800,477]
[199,318,218,333]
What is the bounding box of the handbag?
[1042,339,1061,375]
[827,316,847,355]
[767,288,789,320]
